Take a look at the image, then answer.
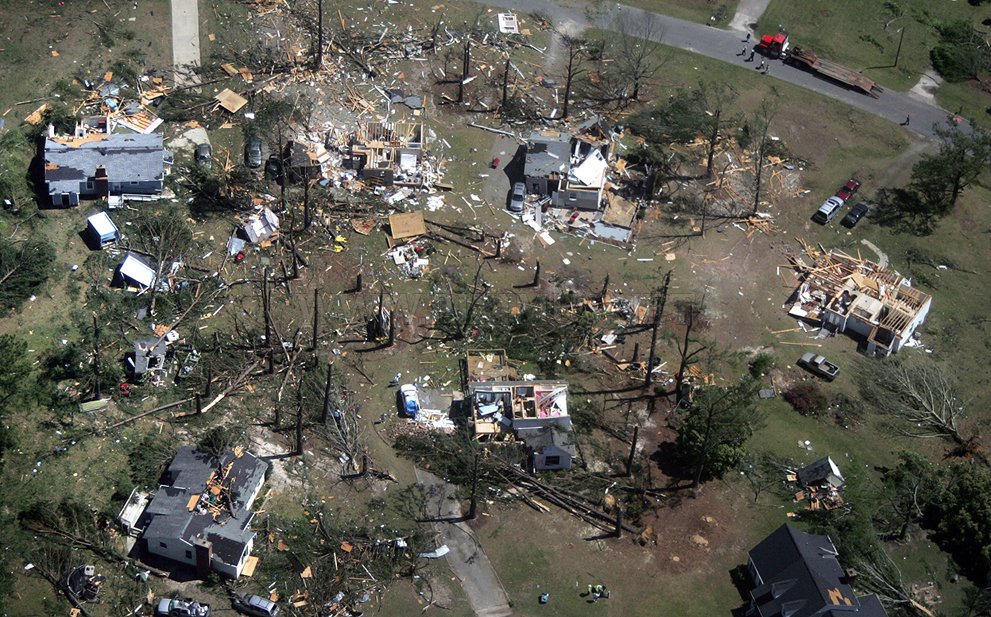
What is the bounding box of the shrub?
[748,352,775,379]
[782,381,828,417]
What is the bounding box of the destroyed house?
[348,121,425,187]
[130,337,168,378]
[798,457,844,490]
[139,446,267,578]
[524,126,612,211]
[518,423,576,471]
[790,250,931,356]
[43,133,172,207]
[747,524,887,617]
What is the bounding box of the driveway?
[478,0,965,139]
[170,0,201,86]
[415,468,514,617]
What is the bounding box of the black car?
[264,154,284,184]
[841,202,869,228]
[194,143,212,169]
[245,135,263,169]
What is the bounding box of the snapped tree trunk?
[321,362,333,424]
[92,314,101,400]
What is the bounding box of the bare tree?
[561,34,588,120]
[615,13,667,103]
[131,206,193,316]
[853,546,936,617]
[697,81,737,178]
[670,297,708,405]
[858,360,967,445]
[749,99,777,216]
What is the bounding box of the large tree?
[875,451,944,541]
[908,124,991,220]
[561,34,588,120]
[0,237,55,310]
[936,464,991,586]
[677,377,761,487]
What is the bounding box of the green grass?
[936,80,991,132]
[757,0,991,92]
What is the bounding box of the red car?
[835,178,861,202]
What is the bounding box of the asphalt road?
[170,0,201,86]
[479,0,966,140]
[415,468,514,617]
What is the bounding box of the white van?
[812,196,844,224]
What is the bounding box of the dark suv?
[245,135,263,168]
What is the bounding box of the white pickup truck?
[798,353,840,381]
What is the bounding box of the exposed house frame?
[788,250,931,356]
[347,121,426,187]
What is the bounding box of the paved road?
[415,468,514,617]
[480,0,966,140]
[170,0,201,86]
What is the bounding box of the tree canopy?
[930,21,991,82]
[677,377,762,486]
[0,237,56,311]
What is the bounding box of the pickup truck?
[156,599,211,617]
[797,353,840,381]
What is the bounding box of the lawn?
[757,0,991,92]
[0,0,172,125]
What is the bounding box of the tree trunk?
[303,178,312,229]
[563,53,575,120]
[321,362,333,424]
[312,288,320,351]
[705,109,721,178]
[626,425,639,478]
[458,38,470,104]
[294,397,304,456]
[467,453,480,520]
[92,314,101,400]
[501,56,511,112]
[644,271,671,388]
[316,0,324,69]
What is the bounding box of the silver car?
[233,594,280,617]
[508,182,526,213]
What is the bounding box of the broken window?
[160,542,168,549]
[545,455,561,466]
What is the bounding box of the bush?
[748,352,775,379]
[782,381,828,417]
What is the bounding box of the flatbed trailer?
[785,46,884,98]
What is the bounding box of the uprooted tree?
[129,205,194,316]
[857,359,969,447]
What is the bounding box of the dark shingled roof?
[524,130,571,179]
[44,133,170,196]
[142,446,267,570]
[748,524,888,617]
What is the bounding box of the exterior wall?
[532,445,572,470]
[146,535,195,567]
[526,176,549,196]
[108,180,163,196]
[213,533,254,578]
[821,308,847,331]
[552,187,600,211]
[844,315,874,338]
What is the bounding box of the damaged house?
[464,350,575,471]
[43,131,172,207]
[746,524,888,617]
[788,250,932,356]
[524,119,614,211]
[136,446,267,578]
[347,121,429,187]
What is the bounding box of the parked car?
[797,353,840,381]
[812,196,844,224]
[156,598,211,617]
[841,202,869,228]
[508,182,526,213]
[194,143,212,169]
[399,384,420,419]
[233,594,280,617]
[245,135,263,169]
[264,154,284,184]
[835,177,861,202]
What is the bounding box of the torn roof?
[524,130,572,178]
[44,133,170,196]
[569,149,608,187]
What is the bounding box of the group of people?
[586,584,611,602]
